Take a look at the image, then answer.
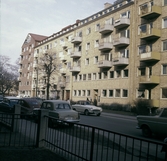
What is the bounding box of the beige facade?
[19,0,167,108]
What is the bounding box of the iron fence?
[0,111,167,161]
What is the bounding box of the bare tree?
[37,52,58,99]
[0,55,19,96]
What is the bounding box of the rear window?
[54,103,71,110]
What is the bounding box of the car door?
[156,109,167,136]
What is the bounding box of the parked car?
[72,100,102,116]
[17,98,41,116]
[0,96,20,112]
[31,97,44,105]
[33,100,80,127]
[0,95,3,102]
[136,108,167,137]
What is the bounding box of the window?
[86,27,91,35]
[139,45,146,54]
[162,64,167,75]
[95,40,99,47]
[74,75,77,81]
[78,90,81,96]
[82,90,85,96]
[138,90,145,98]
[163,17,167,28]
[139,24,147,34]
[120,49,129,58]
[86,43,90,50]
[115,89,120,97]
[164,0,167,6]
[102,90,107,97]
[95,24,100,31]
[73,90,76,96]
[139,67,146,76]
[85,58,89,65]
[122,89,128,97]
[79,75,82,81]
[83,74,86,80]
[162,88,167,98]
[87,90,90,96]
[109,90,113,97]
[88,73,91,80]
[163,40,167,51]
[110,71,114,78]
[123,69,129,77]
[93,73,96,80]
[103,71,108,79]
[94,56,98,64]
[98,73,101,79]
[116,70,121,78]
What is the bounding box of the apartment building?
[18,0,167,108]
[19,33,48,97]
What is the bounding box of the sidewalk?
[0,147,69,161]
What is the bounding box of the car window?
[55,103,71,110]
[10,100,19,106]
[161,109,167,118]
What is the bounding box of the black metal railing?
[43,116,167,161]
[0,112,166,161]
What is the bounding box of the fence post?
[12,104,21,132]
[36,109,49,148]
[90,127,95,161]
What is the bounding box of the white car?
[72,100,102,116]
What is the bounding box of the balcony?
[70,66,81,72]
[59,82,66,88]
[113,37,129,47]
[33,63,38,68]
[60,68,67,74]
[112,57,129,66]
[99,24,114,34]
[140,52,160,62]
[70,51,82,58]
[71,36,82,44]
[34,53,38,58]
[62,42,68,48]
[140,28,161,40]
[98,42,113,51]
[60,55,67,61]
[140,5,161,19]
[18,77,21,82]
[139,75,159,84]
[19,60,22,64]
[18,69,22,73]
[98,60,112,68]
[149,99,160,107]
[32,73,37,79]
[114,17,130,29]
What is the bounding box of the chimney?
[104,3,112,9]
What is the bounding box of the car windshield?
[10,100,19,106]
[54,103,71,110]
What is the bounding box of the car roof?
[43,100,69,104]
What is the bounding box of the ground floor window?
[162,88,167,98]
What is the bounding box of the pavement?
[0,147,69,161]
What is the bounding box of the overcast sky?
[0,0,115,64]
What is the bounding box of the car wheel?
[84,110,89,116]
[97,113,101,116]
[142,125,152,137]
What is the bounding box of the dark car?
[0,95,3,102]
[18,98,41,115]
[0,96,20,113]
